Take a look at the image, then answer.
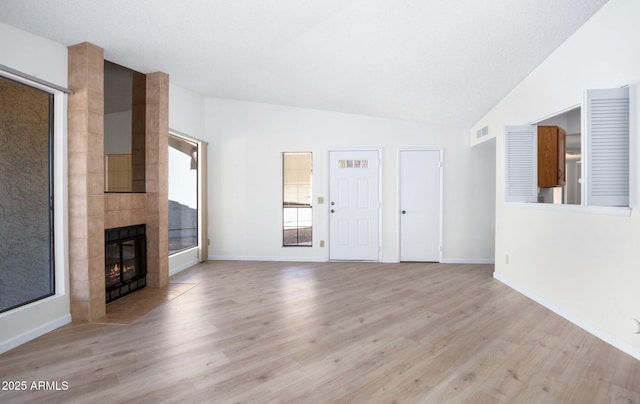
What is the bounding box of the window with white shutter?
[583,87,630,207]
[504,86,630,208]
[504,125,538,202]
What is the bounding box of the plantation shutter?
[504,125,537,202]
[584,87,629,207]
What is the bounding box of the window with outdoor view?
[168,134,199,254]
[283,152,312,246]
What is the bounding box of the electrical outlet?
[319,240,325,247]
[505,255,510,264]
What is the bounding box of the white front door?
[399,149,441,262]
[329,150,380,261]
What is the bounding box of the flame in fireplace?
[106,264,120,287]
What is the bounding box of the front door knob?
[401,210,406,214]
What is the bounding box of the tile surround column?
[68,42,106,321]
[67,42,169,320]
[145,72,169,288]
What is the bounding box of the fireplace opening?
[105,224,146,303]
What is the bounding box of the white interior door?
[400,149,441,262]
[329,150,380,261]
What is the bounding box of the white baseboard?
[441,258,495,264]
[209,255,326,263]
[169,259,199,276]
[384,258,494,264]
[494,272,640,361]
[0,314,71,355]
[208,256,496,265]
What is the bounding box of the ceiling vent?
[476,125,489,139]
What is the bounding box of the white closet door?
[584,87,630,207]
[399,150,441,262]
[504,125,537,202]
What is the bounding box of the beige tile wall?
[68,42,106,322]
[68,42,169,321]
[104,193,146,228]
[145,72,170,289]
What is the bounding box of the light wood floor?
[1,261,639,403]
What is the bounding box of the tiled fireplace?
[105,224,147,303]
[67,42,169,321]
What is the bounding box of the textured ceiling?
[0,0,609,127]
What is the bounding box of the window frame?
[0,75,56,313]
[504,86,631,213]
[282,152,313,247]
[168,132,200,256]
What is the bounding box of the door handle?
[330,209,335,213]
[401,210,406,214]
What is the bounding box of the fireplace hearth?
[105,224,146,303]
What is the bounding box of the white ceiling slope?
[0,0,608,127]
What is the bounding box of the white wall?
[472,0,640,359]
[0,22,71,354]
[169,83,205,138]
[204,98,495,263]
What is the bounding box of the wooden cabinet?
[537,125,566,187]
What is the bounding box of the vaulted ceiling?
[0,0,609,127]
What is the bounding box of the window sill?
[523,203,632,217]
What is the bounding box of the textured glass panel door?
[0,76,54,312]
[122,240,137,282]
[105,243,121,288]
